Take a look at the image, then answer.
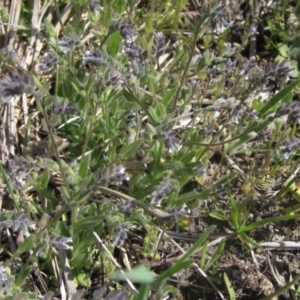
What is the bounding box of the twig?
[98,186,173,219]
[260,241,300,249]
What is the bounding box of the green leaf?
[112,266,155,283]
[229,196,238,230]
[287,59,299,78]
[106,31,122,57]
[200,241,208,269]
[40,169,50,190]
[16,235,37,255]
[282,91,293,104]
[176,191,201,205]
[208,212,228,221]
[60,186,72,202]
[162,89,176,107]
[118,139,144,159]
[156,103,167,120]
[290,37,300,60]
[224,272,236,300]
[110,97,119,115]
[252,98,265,111]
[277,43,289,58]
[148,107,161,125]
[123,89,139,103]
[79,155,90,179]
[243,214,300,232]
[70,80,80,94]
[204,239,226,271]
[43,19,57,38]
[123,90,156,124]
[155,259,193,283]
[238,232,261,248]
[75,273,91,287]
[15,264,32,287]
[258,77,300,117]
[0,163,18,209]
[73,216,103,228]
[67,174,80,185]
[135,283,151,300]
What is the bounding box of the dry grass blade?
[93,231,138,293]
[160,229,226,300]
[42,291,54,300]
[6,0,21,48]
[51,253,67,300]
[266,251,290,299]
[56,249,77,298]
[54,1,73,34]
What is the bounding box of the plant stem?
[171,20,203,111]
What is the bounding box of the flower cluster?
[52,100,78,115]
[277,101,300,125]
[96,164,130,186]
[151,177,177,206]
[116,20,146,77]
[35,52,59,75]
[279,137,300,160]
[56,33,80,53]
[90,0,103,14]
[124,112,137,128]
[164,130,181,152]
[3,212,35,237]
[194,164,207,177]
[152,31,166,61]
[225,58,237,76]
[82,49,109,67]
[119,199,135,215]
[240,58,292,88]
[50,235,73,251]
[37,27,47,42]
[0,266,9,293]
[206,3,232,34]
[104,69,126,87]
[0,71,34,103]
[239,57,256,77]
[109,20,136,42]
[248,66,266,86]
[4,154,31,187]
[122,41,143,60]
[112,224,128,247]
[168,205,191,220]
[264,59,292,83]
[211,97,258,124]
